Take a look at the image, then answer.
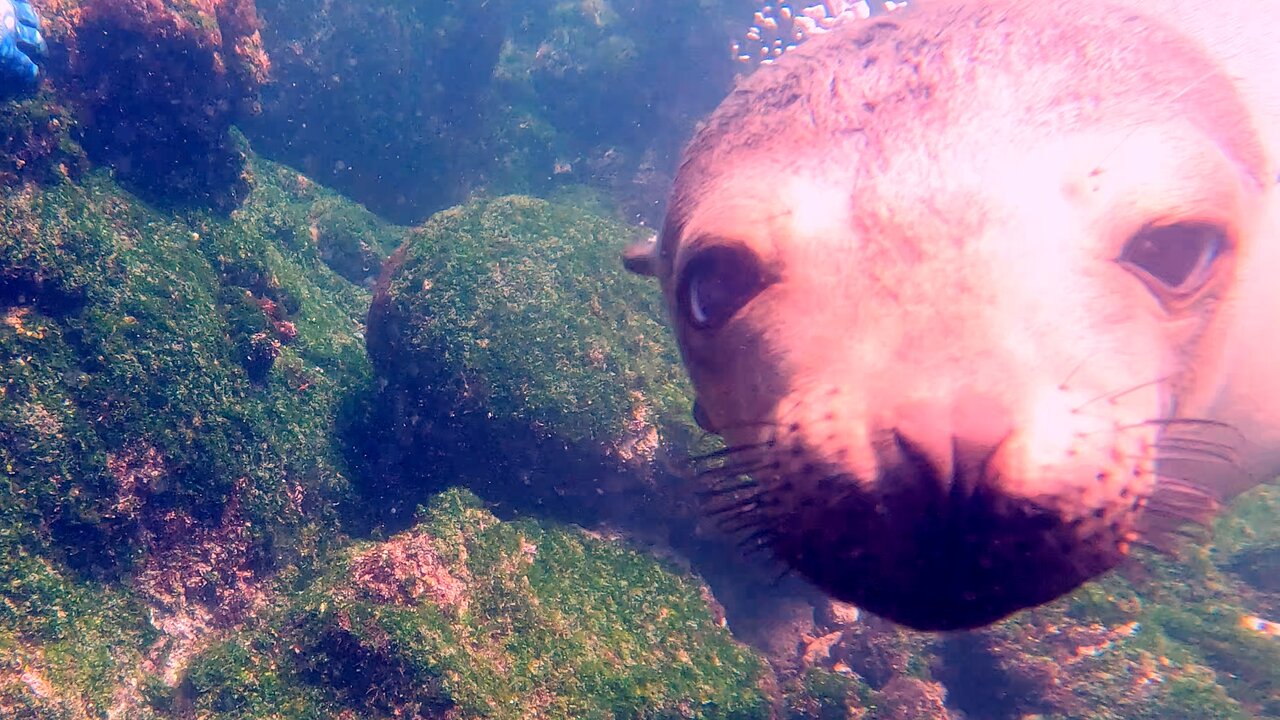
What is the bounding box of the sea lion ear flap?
[623,233,660,277]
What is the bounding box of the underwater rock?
[875,676,953,720]
[183,487,772,719]
[362,193,842,671]
[247,0,741,226]
[0,155,400,714]
[0,91,86,187]
[245,0,507,224]
[500,0,742,225]
[34,0,269,208]
[1214,486,1280,598]
[365,194,700,529]
[928,571,1270,720]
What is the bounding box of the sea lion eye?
[679,246,767,330]
[1119,221,1227,295]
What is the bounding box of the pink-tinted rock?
[37,0,270,206]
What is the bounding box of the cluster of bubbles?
[731,0,910,66]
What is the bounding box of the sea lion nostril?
[888,395,1014,492]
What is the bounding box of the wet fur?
[628,0,1280,630]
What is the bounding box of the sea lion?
[625,0,1280,631]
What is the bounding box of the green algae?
[370,194,698,458]
[183,633,334,719]
[0,156,393,568]
[0,90,86,188]
[0,155,402,715]
[0,541,157,718]
[783,667,876,720]
[183,487,772,720]
[0,162,777,717]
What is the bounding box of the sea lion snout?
[751,381,1154,631]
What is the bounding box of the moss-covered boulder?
[364,195,704,528]
[27,0,270,208]
[183,487,774,719]
[0,154,402,715]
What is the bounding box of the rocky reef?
[363,194,697,522]
[0,151,786,718]
[1,0,1280,714]
[0,150,393,716]
[20,0,269,207]
[184,488,772,719]
[245,0,745,226]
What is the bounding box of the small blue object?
[0,0,47,94]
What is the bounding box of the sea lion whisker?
[1153,435,1238,453]
[1144,494,1219,520]
[697,478,762,498]
[706,497,763,518]
[1129,526,1203,557]
[1135,499,1219,541]
[711,506,768,531]
[1057,358,1090,392]
[769,564,798,588]
[1134,417,1245,439]
[1140,417,1233,427]
[697,472,770,492]
[703,494,768,518]
[1152,474,1225,499]
[688,441,777,465]
[1152,440,1241,468]
[718,513,771,535]
[1071,377,1169,413]
[696,459,778,481]
[714,419,784,432]
[1143,481,1223,527]
[1140,509,1216,535]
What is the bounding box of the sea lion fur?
[627,0,1280,630]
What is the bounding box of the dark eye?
[1118,221,1227,295]
[678,246,768,330]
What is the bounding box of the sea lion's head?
[626,0,1274,630]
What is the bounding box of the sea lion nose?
[889,392,1014,492]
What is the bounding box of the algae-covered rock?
[247,0,508,224]
[0,155,402,714]
[922,559,1277,720]
[782,667,875,719]
[773,539,1280,720]
[0,154,780,718]
[184,487,774,719]
[0,92,87,188]
[248,0,743,225]
[34,0,270,208]
[364,194,704,527]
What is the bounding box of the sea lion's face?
[629,2,1272,630]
